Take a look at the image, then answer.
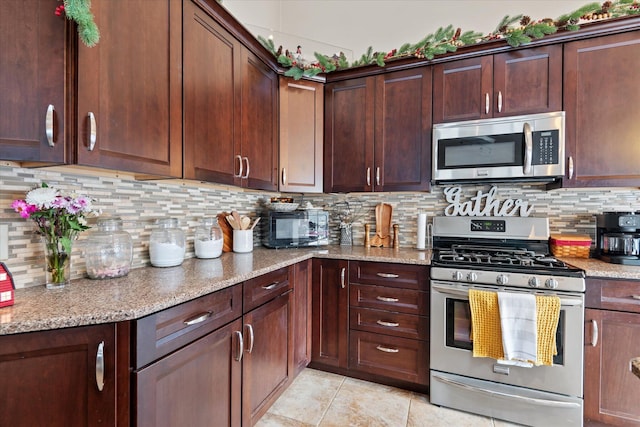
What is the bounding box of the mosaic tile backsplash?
[2,163,639,288]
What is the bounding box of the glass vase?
[340,223,353,246]
[43,236,72,289]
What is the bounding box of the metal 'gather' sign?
[443,186,533,217]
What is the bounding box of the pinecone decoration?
[520,16,532,26]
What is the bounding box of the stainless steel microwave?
[263,210,329,249]
[432,111,565,183]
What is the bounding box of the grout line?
[315,374,346,426]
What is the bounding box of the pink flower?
[11,200,35,219]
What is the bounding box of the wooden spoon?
[226,215,238,230]
[232,211,242,229]
[241,216,251,230]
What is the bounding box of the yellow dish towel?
[535,294,561,366]
[469,289,504,360]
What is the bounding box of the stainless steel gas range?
[429,216,585,427]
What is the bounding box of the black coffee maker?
[596,212,640,265]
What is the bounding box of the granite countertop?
[560,257,640,280]
[0,246,431,336]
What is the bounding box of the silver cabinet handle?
[591,319,599,347]
[245,324,254,353]
[235,330,244,361]
[376,296,399,303]
[88,112,97,151]
[485,93,490,114]
[242,157,250,179]
[568,156,574,179]
[234,155,243,178]
[262,282,279,290]
[366,167,371,187]
[183,311,212,326]
[376,273,399,279]
[376,167,381,186]
[523,122,533,175]
[340,267,346,289]
[376,320,400,327]
[632,295,640,300]
[45,104,55,147]
[376,345,399,353]
[96,341,104,392]
[497,91,503,113]
[281,167,287,186]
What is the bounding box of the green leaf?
[257,35,277,55]
[284,67,304,80]
[494,15,523,32]
[375,52,386,67]
[397,43,412,55]
[60,236,72,255]
[278,55,293,67]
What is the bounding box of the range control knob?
[545,278,559,289]
[496,274,509,286]
[452,271,464,281]
[528,277,540,288]
[467,272,478,282]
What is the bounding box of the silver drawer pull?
[631,295,640,300]
[376,345,399,353]
[96,341,104,392]
[376,320,400,327]
[376,273,399,278]
[235,330,244,362]
[183,311,212,326]
[45,104,55,147]
[245,324,254,353]
[88,112,97,151]
[591,319,599,347]
[376,296,399,303]
[262,282,279,290]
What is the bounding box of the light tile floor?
[255,368,523,427]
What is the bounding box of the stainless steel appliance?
[430,216,585,426]
[432,111,565,183]
[263,209,329,248]
[596,211,640,265]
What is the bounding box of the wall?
[2,163,639,289]
[222,0,588,60]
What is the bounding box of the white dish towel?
[497,291,537,364]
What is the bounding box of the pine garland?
[63,0,100,47]
[263,0,640,80]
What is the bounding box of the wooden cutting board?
[217,212,233,252]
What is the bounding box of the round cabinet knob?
[545,278,559,289]
[496,274,509,286]
[452,271,464,281]
[528,277,540,288]
[467,272,478,282]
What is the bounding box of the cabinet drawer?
[243,266,291,313]
[349,261,429,290]
[349,330,429,385]
[586,278,640,313]
[350,307,428,341]
[134,285,242,368]
[350,284,429,315]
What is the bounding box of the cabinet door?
[493,45,562,117]
[183,0,240,185]
[584,309,640,426]
[239,48,278,191]
[0,0,66,163]
[279,77,324,193]
[374,68,432,192]
[76,0,182,177]
[293,259,313,375]
[433,56,493,123]
[0,324,116,427]
[135,318,242,427]
[324,78,375,193]
[311,258,349,369]
[564,31,640,187]
[242,291,293,427]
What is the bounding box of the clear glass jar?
[149,218,185,267]
[194,218,223,259]
[84,218,133,279]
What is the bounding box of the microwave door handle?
[523,122,533,175]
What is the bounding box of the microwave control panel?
[531,130,560,165]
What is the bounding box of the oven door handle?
[432,373,582,409]
[430,284,583,307]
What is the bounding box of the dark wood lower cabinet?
[293,259,313,375]
[0,324,117,427]
[242,291,293,427]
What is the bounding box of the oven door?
[430,280,584,398]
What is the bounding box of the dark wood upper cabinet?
[324,67,431,193]
[0,0,67,163]
[563,30,640,188]
[75,0,182,178]
[183,0,277,191]
[433,45,562,123]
